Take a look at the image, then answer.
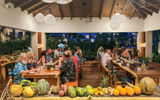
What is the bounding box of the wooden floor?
[14,97,160,100]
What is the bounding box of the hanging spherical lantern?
[42,0,56,3]
[110,21,120,30]
[56,0,72,4]
[35,13,44,23]
[45,14,56,24]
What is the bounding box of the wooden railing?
[0,79,14,100]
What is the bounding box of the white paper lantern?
[35,13,44,23]
[42,0,56,3]
[56,0,72,4]
[110,21,120,30]
[45,14,56,24]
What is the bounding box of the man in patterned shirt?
[59,51,76,84]
[13,53,31,84]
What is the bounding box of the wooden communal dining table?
[22,70,60,86]
[112,59,160,86]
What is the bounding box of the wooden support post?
[141,32,146,57]
[38,32,42,59]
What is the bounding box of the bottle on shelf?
[141,60,146,71]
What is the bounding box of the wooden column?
[141,32,146,57]
[38,32,42,59]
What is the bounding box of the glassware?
[137,67,141,74]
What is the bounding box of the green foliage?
[152,53,160,63]
[100,75,109,88]
[0,32,31,56]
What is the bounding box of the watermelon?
[36,79,50,95]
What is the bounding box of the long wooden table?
[22,70,60,86]
[112,60,160,86]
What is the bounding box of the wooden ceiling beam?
[99,0,105,19]
[79,0,83,20]
[33,3,54,16]
[128,0,145,19]
[28,3,48,14]
[89,0,93,19]
[131,0,158,13]
[5,0,11,4]
[142,0,159,10]
[69,3,73,20]
[129,8,135,19]
[109,0,116,18]
[21,0,41,11]
[14,0,32,8]
[58,4,64,19]
[131,1,152,15]
[121,0,128,14]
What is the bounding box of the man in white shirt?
[102,49,112,67]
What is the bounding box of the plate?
[29,72,35,74]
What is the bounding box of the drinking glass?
[137,67,141,74]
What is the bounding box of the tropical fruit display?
[119,88,126,96]
[126,87,134,96]
[103,87,113,95]
[23,86,35,97]
[20,80,37,90]
[94,87,104,96]
[67,86,76,98]
[113,89,119,96]
[36,79,50,95]
[134,86,141,95]
[139,77,156,95]
[10,84,23,96]
[76,87,84,96]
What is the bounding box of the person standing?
[59,51,76,84]
[102,49,112,67]
[46,48,53,63]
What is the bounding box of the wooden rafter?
[128,0,145,18]
[131,1,152,15]
[121,0,128,14]
[5,0,11,4]
[131,0,158,13]
[89,0,93,19]
[26,2,43,11]
[33,3,53,16]
[99,0,105,19]
[14,0,32,8]
[58,4,63,19]
[129,8,135,19]
[69,3,73,20]
[28,3,48,14]
[21,0,41,11]
[109,0,116,18]
[79,0,83,19]
[142,0,159,10]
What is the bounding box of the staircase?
[0,84,6,95]
[79,61,105,88]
